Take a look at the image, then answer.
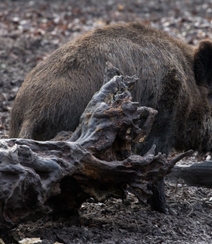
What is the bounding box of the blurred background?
[1,1,212,243]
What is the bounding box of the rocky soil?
[1,0,212,243]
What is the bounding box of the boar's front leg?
[138,68,183,213]
[149,180,166,213]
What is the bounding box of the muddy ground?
[1,0,212,243]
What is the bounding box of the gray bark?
[0,63,191,228]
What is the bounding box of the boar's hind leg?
[18,120,35,139]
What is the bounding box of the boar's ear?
[194,40,212,87]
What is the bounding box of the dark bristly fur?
[9,22,212,212]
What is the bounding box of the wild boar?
[9,22,212,212]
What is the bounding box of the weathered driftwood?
[0,64,191,228]
[168,161,212,187]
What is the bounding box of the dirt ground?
[1,0,212,243]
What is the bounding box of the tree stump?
[0,63,192,228]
